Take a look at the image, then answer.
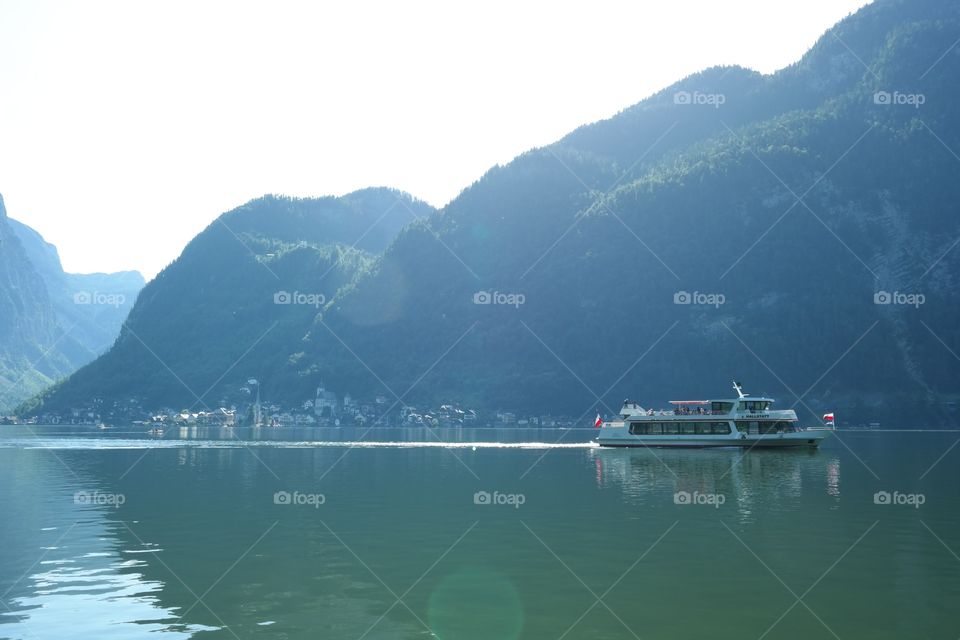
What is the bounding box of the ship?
[597,381,829,448]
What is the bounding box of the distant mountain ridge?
[8,218,144,358]
[28,0,960,426]
[0,195,144,412]
[0,195,71,412]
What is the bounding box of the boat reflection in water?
[590,444,841,521]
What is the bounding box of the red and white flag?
[595,414,603,428]
[822,412,835,423]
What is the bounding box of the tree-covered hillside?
[25,189,434,412]
[299,0,960,425]
[0,197,81,411]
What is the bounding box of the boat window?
[711,422,731,434]
[711,402,733,414]
[759,421,779,434]
[735,421,760,433]
[630,422,664,435]
[630,421,731,435]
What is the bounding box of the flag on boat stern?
[595,414,603,428]
[823,412,835,425]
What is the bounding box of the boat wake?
[2,438,599,450]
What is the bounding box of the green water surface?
[0,426,957,639]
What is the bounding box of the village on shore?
[2,382,585,428]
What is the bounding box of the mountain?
[0,196,145,412]
[301,0,960,426]
[7,218,144,358]
[21,189,434,414]
[29,0,960,426]
[0,197,80,411]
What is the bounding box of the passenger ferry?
[597,382,828,448]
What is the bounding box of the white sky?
[0,0,871,279]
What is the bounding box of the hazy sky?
[0,0,871,279]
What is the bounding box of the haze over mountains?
[18,0,960,426]
[0,196,143,412]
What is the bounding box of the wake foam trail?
[2,438,599,450]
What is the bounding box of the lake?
[1,426,958,639]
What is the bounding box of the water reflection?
[826,457,841,498]
[0,460,217,639]
[592,446,842,520]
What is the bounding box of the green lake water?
[1,426,958,639]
